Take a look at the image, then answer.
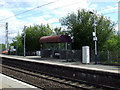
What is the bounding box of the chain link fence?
[59,50,81,61]
[60,50,120,65]
[16,49,120,65]
[97,50,120,65]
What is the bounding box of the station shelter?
[39,35,72,58]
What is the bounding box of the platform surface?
[0,54,120,74]
[0,73,40,89]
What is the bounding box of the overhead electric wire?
[5,1,83,20]
[15,3,118,22]
[0,0,118,22]
[0,0,118,25]
[0,0,59,21]
[103,11,118,15]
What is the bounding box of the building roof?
[39,35,72,43]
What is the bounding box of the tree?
[103,35,118,51]
[10,24,53,54]
[54,27,63,35]
[53,27,67,35]
[60,9,116,50]
[0,44,5,51]
[103,33,120,51]
[10,32,23,54]
[21,24,53,52]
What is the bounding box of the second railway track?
[1,64,105,90]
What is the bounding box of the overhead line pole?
[24,25,26,57]
[5,22,8,53]
[94,16,97,64]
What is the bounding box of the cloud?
[49,0,89,15]
[0,9,16,44]
[47,18,59,24]
[115,24,118,31]
[100,5,118,13]
[0,8,32,44]
[87,0,119,2]
[2,0,53,2]
[24,0,89,18]
[0,24,5,44]
[0,0,8,6]
[89,4,97,10]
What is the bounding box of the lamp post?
[89,11,98,64]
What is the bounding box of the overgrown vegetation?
[60,9,117,50]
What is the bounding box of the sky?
[0,0,119,44]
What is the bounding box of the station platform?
[0,73,39,89]
[0,73,40,90]
[0,54,119,74]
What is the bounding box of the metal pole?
[5,22,8,53]
[95,39,97,64]
[16,40,17,55]
[24,26,26,57]
[65,42,67,50]
[94,14,97,64]
[89,11,98,64]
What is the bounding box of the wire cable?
[0,0,59,21]
[6,1,83,20]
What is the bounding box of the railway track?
[1,64,105,90]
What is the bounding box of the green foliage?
[0,44,5,52]
[53,27,68,35]
[54,27,63,35]
[10,24,53,53]
[98,50,120,64]
[2,44,5,51]
[103,35,119,51]
[10,32,23,54]
[117,34,120,50]
[60,9,115,50]
[24,24,53,52]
